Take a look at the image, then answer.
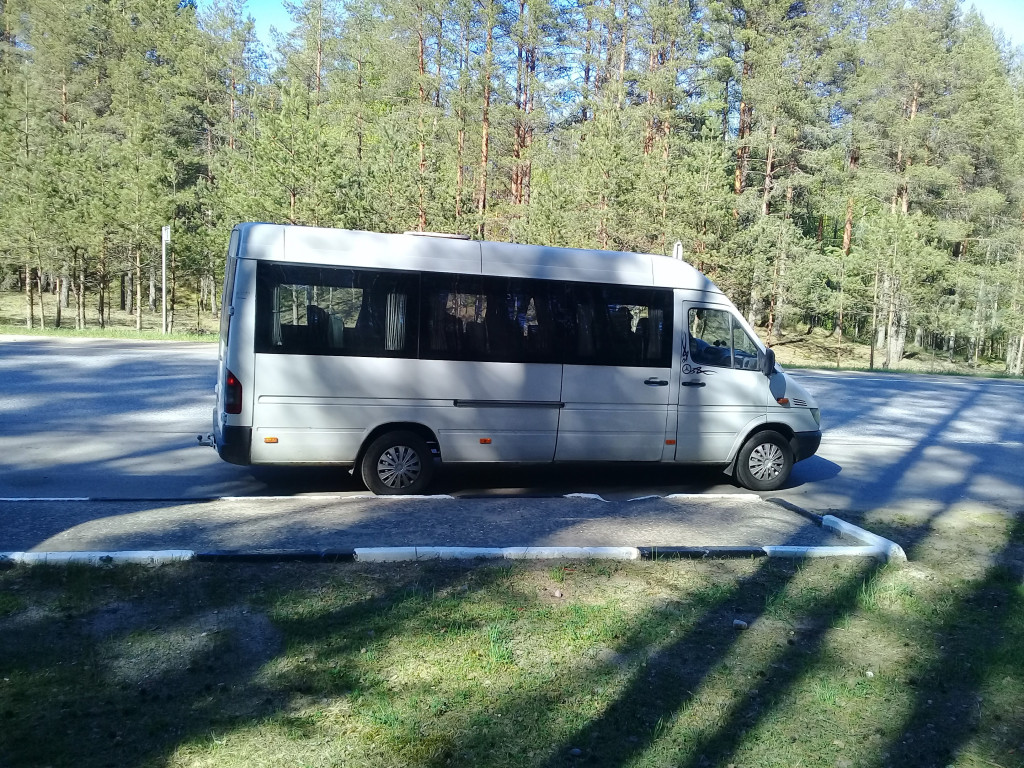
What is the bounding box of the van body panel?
[555,364,672,461]
[281,225,482,274]
[249,354,561,464]
[484,241,655,286]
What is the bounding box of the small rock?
[553,589,563,598]
[866,670,875,678]
[733,619,748,630]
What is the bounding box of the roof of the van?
[233,223,724,294]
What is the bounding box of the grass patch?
[2,520,1023,768]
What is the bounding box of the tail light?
[224,369,242,414]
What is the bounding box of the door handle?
[644,377,669,386]
[680,380,706,388]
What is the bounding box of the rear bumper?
[216,423,252,466]
[791,430,822,462]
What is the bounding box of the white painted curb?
[354,546,641,562]
[763,545,881,559]
[821,515,908,563]
[0,550,194,565]
[356,547,503,562]
[502,546,640,561]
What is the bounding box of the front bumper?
[791,430,822,462]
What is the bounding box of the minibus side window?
[255,263,418,357]
[420,275,563,364]
[572,285,672,368]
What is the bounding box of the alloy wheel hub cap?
[378,445,421,488]
[749,443,784,480]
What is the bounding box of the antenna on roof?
[403,231,472,240]
[672,241,684,261]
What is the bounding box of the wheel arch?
[356,422,441,471]
[723,421,796,477]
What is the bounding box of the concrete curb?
[821,515,908,563]
[3,537,902,566]
[0,550,194,566]
[355,546,642,562]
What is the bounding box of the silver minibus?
[213,223,822,493]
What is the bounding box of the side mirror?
[759,347,776,377]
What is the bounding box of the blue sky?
[967,0,1024,45]
[204,0,1024,50]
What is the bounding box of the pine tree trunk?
[455,26,468,222]
[512,0,527,204]
[733,43,752,202]
[35,264,45,329]
[210,269,219,318]
[883,273,898,368]
[761,124,777,216]
[55,276,63,329]
[135,248,142,331]
[476,16,493,239]
[869,266,880,370]
[24,263,34,329]
[168,248,176,334]
[76,255,86,330]
[417,3,428,230]
[839,148,858,351]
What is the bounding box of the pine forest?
[2,0,1024,373]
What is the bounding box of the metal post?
[161,225,170,335]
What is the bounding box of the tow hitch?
[197,434,215,447]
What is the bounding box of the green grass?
[2,514,1023,768]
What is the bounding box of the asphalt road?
[1,335,1021,553]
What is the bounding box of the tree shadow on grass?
[0,562,470,767]
[862,514,1024,768]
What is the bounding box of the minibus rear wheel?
[361,431,435,495]
[735,430,792,492]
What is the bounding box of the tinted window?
[420,275,565,363]
[255,263,418,357]
[571,285,672,368]
[254,260,673,367]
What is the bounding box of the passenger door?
[675,304,770,462]
[556,284,673,462]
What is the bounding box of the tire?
[734,430,793,492]
[360,431,435,495]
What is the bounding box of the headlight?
[810,408,821,426]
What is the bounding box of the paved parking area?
[2,494,865,556]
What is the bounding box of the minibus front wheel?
[735,430,793,492]
[361,431,435,495]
